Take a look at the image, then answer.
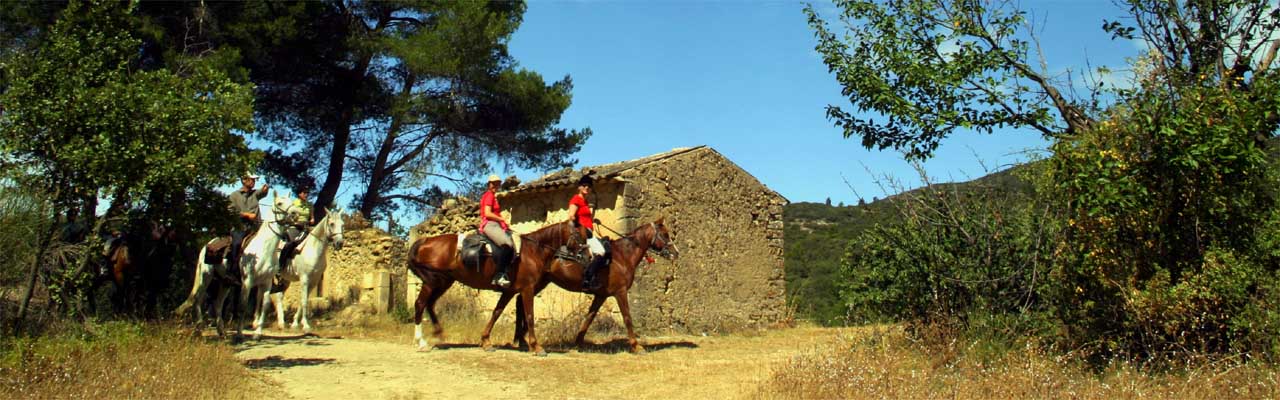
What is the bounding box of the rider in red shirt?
[480,174,515,288]
[567,175,608,290]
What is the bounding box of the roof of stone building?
[503,145,708,194]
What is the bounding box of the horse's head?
[646,217,679,260]
[271,190,292,220]
[325,206,345,251]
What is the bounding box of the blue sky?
[497,0,1141,205]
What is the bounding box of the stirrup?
[492,274,511,288]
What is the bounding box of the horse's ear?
[656,216,665,226]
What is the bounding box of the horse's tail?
[174,246,208,317]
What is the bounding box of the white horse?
[177,192,291,339]
[267,206,345,333]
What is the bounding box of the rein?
[595,221,676,260]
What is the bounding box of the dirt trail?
[234,326,844,399]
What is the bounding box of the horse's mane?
[523,220,570,243]
[520,221,573,256]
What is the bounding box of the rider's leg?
[483,222,515,287]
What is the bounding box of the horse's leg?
[480,291,515,352]
[271,291,286,330]
[512,281,548,348]
[295,275,311,333]
[575,295,608,348]
[235,275,254,341]
[425,280,452,340]
[512,294,526,349]
[519,288,546,356]
[616,291,644,354]
[412,280,433,350]
[212,285,231,337]
[252,284,272,339]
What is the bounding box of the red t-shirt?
[479,190,507,230]
[569,194,593,230]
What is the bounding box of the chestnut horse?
[89,222,179,316]
[511,219,678,353]
[406,220,578,356]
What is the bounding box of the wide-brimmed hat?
[243,173,260,180]
[487,174,502,183]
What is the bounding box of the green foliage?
[810,0,1280,361]
[169,0,589,219]
[0,184,52,287]
[839,163,1059,336]
[804,0,1088,159]
[0,0,257,207]
[1048,74,1280,357]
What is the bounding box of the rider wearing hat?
[279,182,314,269]
[480,174,516,288]
[227,173,269,277]
[568,175,608,290]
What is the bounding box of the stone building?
[498,145,788,333]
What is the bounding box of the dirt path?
[234,326,845,399]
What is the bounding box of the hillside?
[784,164,1031,324]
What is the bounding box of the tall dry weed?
[758,326,1280,399]
[0,321,270,400]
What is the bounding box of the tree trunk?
[358,75,416,219]
[13,218,56,335]
[314,113,352,223]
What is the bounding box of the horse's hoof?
[483,345,496,353]
[533,349,548,357]
[417,344,434,352]
[631,346,647,355]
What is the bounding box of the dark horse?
[89,221,179,316]
[511,219,678,353]
[406,220,578,356]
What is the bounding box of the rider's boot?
[490,245,513,288]
[583,255,608,291]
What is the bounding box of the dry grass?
[0,320,273,400]
[757,325,1280,399]
[317,289,629,350]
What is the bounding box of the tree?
[810,0,1280,357]
[805,0,1097,159]
[0,0,257,323]
[189,1,589,221]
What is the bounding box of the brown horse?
[89,222,179,316]
[406,220,578,356]
[510,219,678,354]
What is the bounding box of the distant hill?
[784,164,1032,325]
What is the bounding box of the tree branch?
[969,7,1092,135]
[385,128,441,175]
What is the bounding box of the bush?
[1048,78,1280,358]
[840,162,1060,337]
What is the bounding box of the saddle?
[203,232,257,265]
[459,233,496,271]
[556,238,611,266]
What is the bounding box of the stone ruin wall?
[617,148,787,334]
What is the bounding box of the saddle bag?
[204,237,231,265]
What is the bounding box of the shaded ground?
[233,326,844,399]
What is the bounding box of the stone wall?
[615,147,787,333]
[493,147,788,334]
